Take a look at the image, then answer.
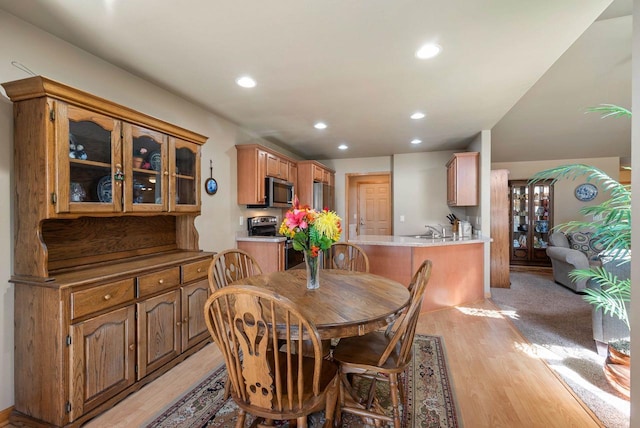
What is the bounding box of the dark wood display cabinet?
[509,179,554,266]
[2,76,213,427]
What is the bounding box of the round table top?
[230,269,410,340]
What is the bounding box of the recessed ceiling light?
[411,112,426,120]
[314,122,327,130]
[235,75,256,88]
[338,144,348,150]
[415,43,441,59]
[411,139,422,145]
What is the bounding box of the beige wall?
[391,151,456,235]
[492,157,620,225]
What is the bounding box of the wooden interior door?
[357,183,391,235]
[490,169,510,288]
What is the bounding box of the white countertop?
[236,235,287,243]
[349,234,490,247]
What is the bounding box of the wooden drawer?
[138,267,181,297]
[71,279,135,320]
[182,258,211,283]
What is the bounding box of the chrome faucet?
[424,225,443,238]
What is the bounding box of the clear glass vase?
[304,251,322,289]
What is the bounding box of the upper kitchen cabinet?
[236,144,297,205]
[297,160,335,207]
[446,152,479,206]
[2,76,206,218]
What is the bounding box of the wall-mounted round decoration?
[205,159,218,195]
[574,183,598,202]
[205,177,218,195]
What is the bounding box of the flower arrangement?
[133,147,150,169]
[279,196,342,257]
[134,147,148,158]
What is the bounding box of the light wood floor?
[75,298,605,428]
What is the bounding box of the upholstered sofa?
[545,231,601,292]
[589,255,631,355]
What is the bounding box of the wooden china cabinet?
[2,76,213,427]
[509,179,554,266]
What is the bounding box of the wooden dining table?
[229,268,410,340]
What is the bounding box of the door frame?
[345,172,392,241]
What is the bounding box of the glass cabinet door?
[510,182,529,262]
[58,103,122,213]
[170,137,200,212]
[531,182,552,261]
[124,124,167,212]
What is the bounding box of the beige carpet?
[491,271,629,428]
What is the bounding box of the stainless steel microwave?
[265,177,294,208]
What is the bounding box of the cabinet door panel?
[58,103,122,214]
[123,123,167,213]
[69,306,136,420]
[181,280,210,351]
[170,137,201,212]
[137,290,181,379]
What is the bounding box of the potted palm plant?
[530,104,631,397]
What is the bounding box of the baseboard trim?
[0,406,13,427]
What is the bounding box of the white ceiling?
[0,0,631,162]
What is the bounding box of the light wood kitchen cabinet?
[236,144,297,205]
[446,152,479,206]
[266,152,290,180]
[237,239,285,274]
[289,162,298,192]
[3,76,213,428]
[297,160,335,207]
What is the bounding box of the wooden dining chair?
[207,249,263,293]
[328,242,370,272]
[204,285,340,428]
[331,259,432,428]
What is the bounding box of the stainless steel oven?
[248,216,303,270]
[284,239,304,270]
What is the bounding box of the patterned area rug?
[147,334,459,427]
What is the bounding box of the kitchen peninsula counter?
[350,234,490,247]
[349,234,489,312]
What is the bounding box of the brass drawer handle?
[183,317,188,323]
[129,344,135,351]
[103,294,112,301]
[197,267,202,273]
[176,321,182,326]
[158,279,164,284]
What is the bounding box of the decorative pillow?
[566,231,605,261]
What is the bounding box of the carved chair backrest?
[204,285,325,413]
[208,249,263,292]
[380,259,432,368]
[328,242,370,272]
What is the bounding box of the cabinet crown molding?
[2,75,208,144]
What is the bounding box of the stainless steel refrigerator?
[313,182,334,211]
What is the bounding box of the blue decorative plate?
[149,151,162,171]
[574,183,598,202]
[97,176,112,203]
